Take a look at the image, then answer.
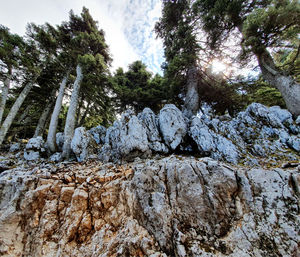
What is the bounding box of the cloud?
[0,0,163,74]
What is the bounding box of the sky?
[0,0,164,74]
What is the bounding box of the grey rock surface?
[100,110,150,162]
[138,108,168,153]
[71,127,97,162]
[158,104,187,150]
[89,125,106,144]
[24,137,46,161]
[9,143,20,153]
[55,132,64,151]
[97,103,299,165]
[0,156,298,256]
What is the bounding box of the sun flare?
[211,59,227,74]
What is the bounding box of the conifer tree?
[193,0,300,116]
[155,0,201,117]
[60,8,112,159]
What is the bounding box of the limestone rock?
[89,125,106,144]
[49,152,62,162]
[55,132,64,151]
[0,157,298,256]
[24,136,46,161]
[189,116,215,154]
[9,143,20,153]
[71,127,97,162]
[101,110,150,162]
[159,104,187,150]
[287,135,300,152]
[138,108,168,153]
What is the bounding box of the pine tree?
[155,0,201,117]
[112,61,167,113]
[193,0,300,116]
[60,7,112,159]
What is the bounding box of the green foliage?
[0,25,26,77]
[112,61,168,113]
[242,0,300,54]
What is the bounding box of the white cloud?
[0,0,163,74]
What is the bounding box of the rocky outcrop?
[138,108,168,153]
[89,125,106,145]
[99,110,151,162]
[24,136,46,161]
[158,104,187,150]
[0,156,299,256]
[20,103,299,165]
[97,103,299,165]
[71,127,97,162]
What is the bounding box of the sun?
[211,59,227,74]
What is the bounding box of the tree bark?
[62,64,83,159]
[34,97,55,138]
[183,66,200,118]
[17,105,31,124]
[79,101,91,127]
[0,69,12,126]
[47,71,70,152]
[257,49,300,117]
[0,82,35,145]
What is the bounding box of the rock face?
[189,103,300,164]
[159,104,187,150]
[88,125,106,144]
[0,156,299,256]
[96,103,299,165]
[100,110,150,162]
[20,103,299,165]
[138,108,168,153]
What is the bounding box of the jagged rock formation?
[69,103,299,165]
[0,156,299,256]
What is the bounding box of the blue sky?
[0,0,164,74]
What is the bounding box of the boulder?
[49,152,62,162]
[189,117,215,154]
[138,108,168,153]
[9,143,20,153]
[71,127,97,162]
[56,132,64,151]
[89,125,107,144]
[158,104,187,150]
[245,102,283,128]
[287,136,300,152]
[24,136,46,161]
[100,110,150,162]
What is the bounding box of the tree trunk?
[47,71,70,152]
[183,66,199,118]
[0,70,12,125]
[17,105,31,124]
[257,49,300,117]
[79,101,91,127]
[0,82,35,145]
[75,95,84,128]
[34,97,55,138]
[62,64,83,159]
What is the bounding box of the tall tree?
[156,0,201,118]
[112,61,167,113]
[0,26,25,125]
[60,8,112,159]
[193,0,300,116]
[47,71,70,152]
